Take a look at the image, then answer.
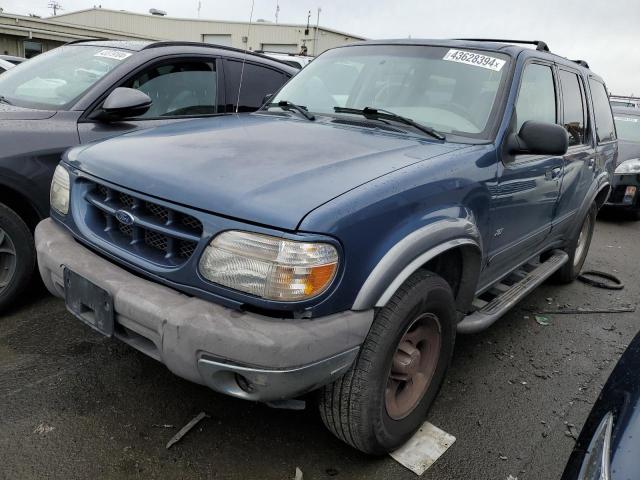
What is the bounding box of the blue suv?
[35,39,616,454]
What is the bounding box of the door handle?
[545,167,562,180]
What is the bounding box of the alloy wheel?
[0,227,17,294]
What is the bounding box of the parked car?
[562,330,640,480]
[257,50,313,69]
[0,54,26,66]
[604,106,640,218]
[0,40,297,312]
[0,58,14,74]
[35,39,615,454]
[610,95,640,109]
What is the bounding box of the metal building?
[52,8,364,55]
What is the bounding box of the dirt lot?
[1,212,638,480]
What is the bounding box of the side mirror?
[93,87,152,122]
[507,121,569,156]
[262,93,273,106]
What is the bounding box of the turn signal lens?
[199,231,339,301]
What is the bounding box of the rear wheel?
[552,204,596,284]
[318,270,456,454]
[0,203,35,313]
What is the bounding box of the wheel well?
[594,186,611,210]
[0,186,42,231]
[422,248,463,298]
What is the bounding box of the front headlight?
[199,231,339,301]
[615,158,640,174]
[578,411,613,480]
[50,165,70,215]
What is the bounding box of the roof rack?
[571,59,590,69]
[610,94,640,101]
[456,38,550,52]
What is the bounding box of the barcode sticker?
[94,50,133,61]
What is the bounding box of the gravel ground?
[1,212,638,480]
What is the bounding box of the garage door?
[203,34,232,47]
[261,43,298,53]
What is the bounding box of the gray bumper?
[36,219,374,402]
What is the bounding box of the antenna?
[197,1,201,18]
[235,0,255,114]
[275,1,280,23]
[48,1,63,15]
[313,7,321,56]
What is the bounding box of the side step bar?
[457,250,569,334]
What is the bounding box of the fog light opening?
[235,373,255,393]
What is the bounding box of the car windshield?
[614,114,640,142]
[0,45,133,110]
[271,44,510,138]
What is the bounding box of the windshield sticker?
[443,49,506,72]
[94,50,133,61]
[615,116,639,123]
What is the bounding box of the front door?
[486,61,563,280]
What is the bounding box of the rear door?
[488,61,564,277]
[78,55,224,143]
[552,68,595,236]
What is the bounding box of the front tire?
[318,270,456,454]
[0,203,35,313]
[553,204,597,284]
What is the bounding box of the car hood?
[0,102,56,120]
[67,114,466,229]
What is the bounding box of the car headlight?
[615,158,640,174]
[199,230,339,301]
[578,411,613,480]
[50,165,70,215]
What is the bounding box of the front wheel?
[318,270,456,454]
[0,203,35,313]
[552,204,597,284]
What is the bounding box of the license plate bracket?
[64,268,114,337]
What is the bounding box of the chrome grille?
[84,181,203,266]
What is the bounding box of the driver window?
[122,59,218,118]
[516,63,556,131]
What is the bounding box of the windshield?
[614,114,640,142]
[272,45,510,137]
[0,45,134,110]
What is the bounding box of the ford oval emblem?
[115,209,135,226]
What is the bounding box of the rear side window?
[589,79,616,143]
[516,63,556,131]
[224,60,288,112]
[559,70,587,146]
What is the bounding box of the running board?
[457,250,569,334]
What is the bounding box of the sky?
[3,0,639,94]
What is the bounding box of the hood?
[68,114,466,230]
[0,102,56,120]
[617,139,640,165]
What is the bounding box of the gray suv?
[0,40,296,312]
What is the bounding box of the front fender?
[352,216,483,312]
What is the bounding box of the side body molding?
[352,218,483,313]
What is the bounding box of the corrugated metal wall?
[53,9,363,55]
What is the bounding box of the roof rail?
[610,94,640,101]
[64,37,111,46]
[456,38,550,52]
[571,59,590,69]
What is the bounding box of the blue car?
[35,39,616,454]
[562,331,640,479]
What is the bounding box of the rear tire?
[0,203,35,313]
[318,270,456,454]
[553,204,596,284]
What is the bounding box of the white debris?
[33,423,55,435]
[165,412,209,449]
[390,421,456,475]
[294,467,304,480]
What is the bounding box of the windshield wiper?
[334,106,445,140]
[265,100,315,121]
[0,95,13,106]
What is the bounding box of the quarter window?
[589,79,616,143]
[224,61,288,112]
[559,70,587,146]
[123,60,218,118]
[516,64,556,131]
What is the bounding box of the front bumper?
[36,219,374,402]
[605,174,640,208]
